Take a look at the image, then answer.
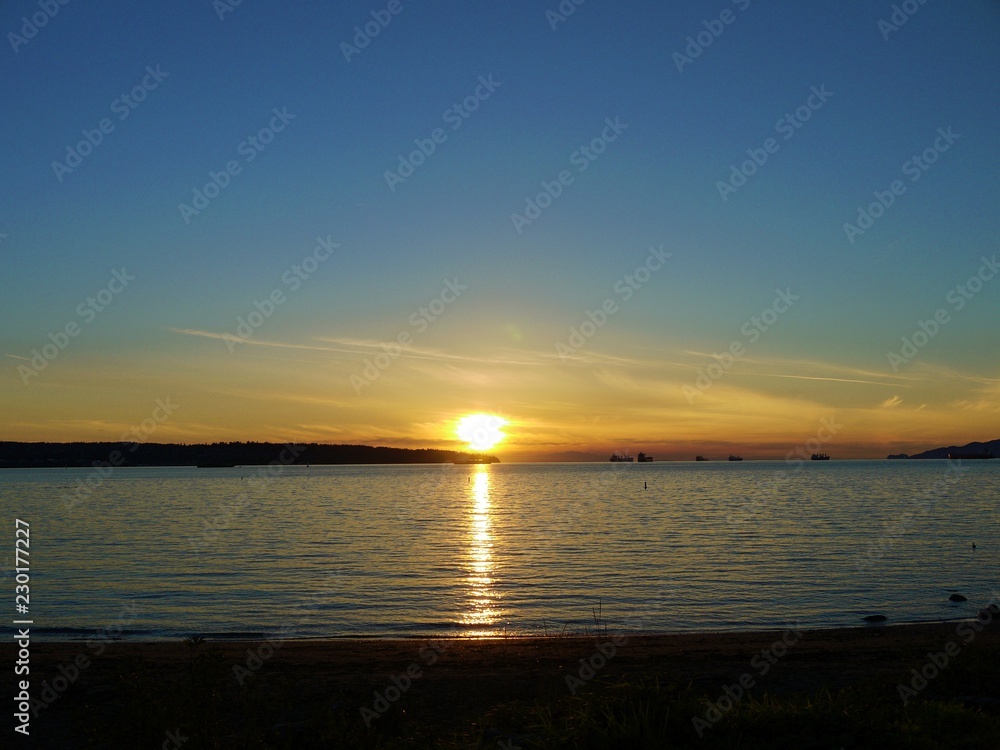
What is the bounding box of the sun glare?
[456,414,507,451]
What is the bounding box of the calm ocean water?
[2,460,998,640]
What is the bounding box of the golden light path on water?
[5,462,999,639]
[462,465,501,635]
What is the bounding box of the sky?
[1,0,998,460]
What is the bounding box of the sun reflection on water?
[462,465,502,635]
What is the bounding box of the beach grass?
[79,662,1000,748]
[17,621,1000,748]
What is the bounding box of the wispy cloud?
[747,372,910,388]
[681,350,913,383]
[540,348,665,368]
[315,337,542,367]
[168,328,355,354]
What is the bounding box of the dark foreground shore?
[7,620,1000,748]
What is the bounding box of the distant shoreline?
[19,613,984,643]
[4,457,997,469]
[2,438,996,466]
[3,456,996,469]
[0,441,499,469]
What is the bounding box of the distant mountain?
[0,442,499,468]
[888,439,1000,460]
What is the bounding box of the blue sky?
[1,0,998,457]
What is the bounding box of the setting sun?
[456,414,507,451]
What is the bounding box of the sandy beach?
[9,618,999,748]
